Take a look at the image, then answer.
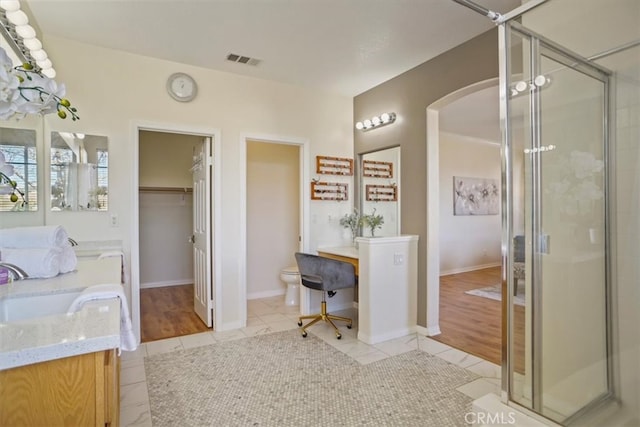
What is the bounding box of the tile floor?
[119,296,501,426]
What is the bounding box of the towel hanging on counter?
[67,283,138,353]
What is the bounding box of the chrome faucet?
[0,263,29,281]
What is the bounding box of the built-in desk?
[317,236,419,345]
[317,246,359,274]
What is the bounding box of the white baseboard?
[140,279,193,289]
[247,289,286,300]
[218,320,244,331]
[440,262,501,276]
[415,325,442,337]
[358,326,415,345]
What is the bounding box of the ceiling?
[25,0,521,97]
[440,84,500,142]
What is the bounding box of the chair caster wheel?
[302,331,308,338]
[347,324,352,329]
[297,321,303,327]
[336,334,342,339]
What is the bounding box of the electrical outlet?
[393,253,403,265]
[109,213,118,227]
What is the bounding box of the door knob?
[188,235,195,244]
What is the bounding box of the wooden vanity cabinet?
[0,349,120,426]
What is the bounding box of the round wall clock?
[167,72,198,102]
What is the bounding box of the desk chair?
[294,252,356,339]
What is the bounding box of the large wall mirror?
[360,146,401,237]
[0,126,38,211]
[50,132,109,211]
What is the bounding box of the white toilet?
[280,266,300,306]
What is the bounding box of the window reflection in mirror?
[0,127,38,211]
[360,146,401,237]
[50,132,108,211]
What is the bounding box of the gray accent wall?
[353,29,500,327]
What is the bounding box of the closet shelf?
[139,186,193,194]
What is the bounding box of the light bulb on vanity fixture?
[510,75,551,98]
[355,112,396,132]
[0,0,59,80]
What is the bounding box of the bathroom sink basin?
[0,291,81,323]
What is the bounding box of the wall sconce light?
[355,112,396,131]
[0,0,57,77]
[509,75,551,98]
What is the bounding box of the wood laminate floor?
[431,266,525,372]
[430,267,503,365]
[140,284,211,343]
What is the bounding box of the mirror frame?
[358,145,401,237]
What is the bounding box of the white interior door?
[192,136,213,327]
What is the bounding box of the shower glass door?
[502,21,611,425]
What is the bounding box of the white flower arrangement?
[340,208,361,244]
[0,47,79,121]
[0,150,25,208]
[361,208,384,237]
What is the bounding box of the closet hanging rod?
[139,186,193,194]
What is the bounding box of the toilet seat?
[281,266,299,275]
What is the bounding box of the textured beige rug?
[465,284,525,306]
[145,330,478,426]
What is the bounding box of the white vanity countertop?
[0,257,122,299]
[0,257,123,371]
[72,239,123,258]
[317,245,359,259]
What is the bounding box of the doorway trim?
[239,133,310,325]
[425,78,499,336]
[131,121,222,343]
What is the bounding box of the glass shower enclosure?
[500,16,613,427]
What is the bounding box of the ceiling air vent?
[226,53,261,66]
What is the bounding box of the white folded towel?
[59,246,78,273]
[0,247,61,279]
[67,284,138,353]
[0,225,70,248]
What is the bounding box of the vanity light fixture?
[510,75,551,98]
[0,0,57,77]
[355,112,396,132]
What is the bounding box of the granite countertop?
[0,257,123,371]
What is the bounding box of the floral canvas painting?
[453,176,499,215]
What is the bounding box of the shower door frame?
[499,20,614,425]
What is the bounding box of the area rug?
[145,329,478,426]
[465,284,525,306]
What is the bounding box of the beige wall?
[247,140,299,298]
[28,35,353,330]
[354,29,500,326]
[139,131,202,188]
[438,133,500,274]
